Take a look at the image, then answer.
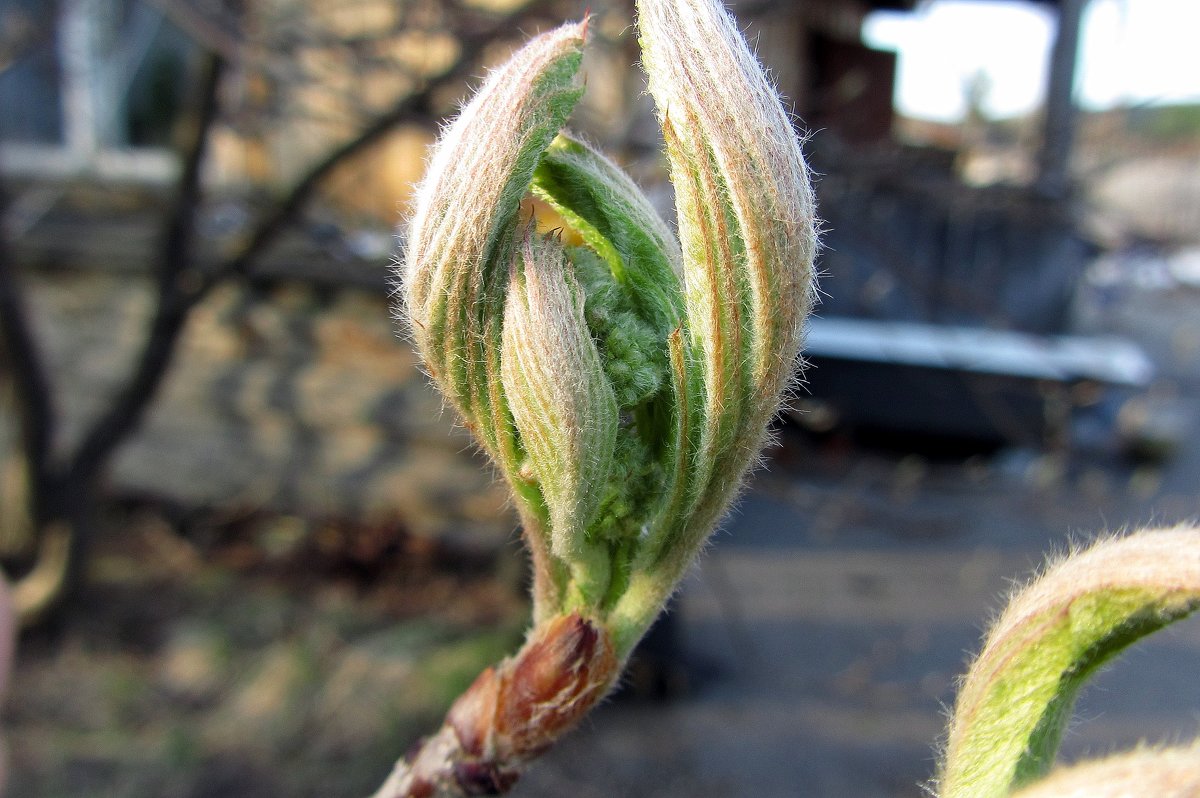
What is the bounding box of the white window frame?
[0,0,178,183]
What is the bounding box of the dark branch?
[66,0,562,486]
[208,0,562,289]
[143,0,243,63]
[0,183,59,499]
[66,52,226,486]
[214,90,431,285]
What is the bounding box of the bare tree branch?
[68,0,564,484]
[66,52,227,487]
[0,184,58,506]
[205,0,563,288]
[143,0,243,63]
[0,0,572,623]
[66,0,562,487]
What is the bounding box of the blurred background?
[0,0,1198,795]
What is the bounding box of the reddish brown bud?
[447,666,502,759]
[446,613,617,776]
[498,613,617,758]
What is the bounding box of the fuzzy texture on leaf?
[402,21,586,471]
[501,232,618,570]
[1008,743,1200,798]
[532,133,684,335]
[606,0,818,642]
[399,1,817,654]
[939,526,1200,798]
[387,5,819,794]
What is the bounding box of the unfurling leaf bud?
[401,0,816,660]
[608,0,819,643]
[388,2,818,793]
[402,20,587,472]
[502,232,618,569]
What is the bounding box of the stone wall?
[3,259,515,550]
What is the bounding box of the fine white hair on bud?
[501,232,619,565]
[384,9,1200,794]
[639,0,817,399]
[399,0,818,655]
[1008,743,1200,798]
[609,0,818,635]
[940,526,1200,798]
[402,21,587,469]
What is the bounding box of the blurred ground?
[517,277,1200,797]
[5,510,528,797]
[4,271,1199,797]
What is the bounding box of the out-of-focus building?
[0,0,456,217]
[0,0,1159,528]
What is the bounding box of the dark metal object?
[800,317,1152,445]
[1037,0,1089,198]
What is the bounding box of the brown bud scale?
[371,613,618,798]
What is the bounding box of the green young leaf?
[605,0,818,647]
[403,21,587,472]
[939,526,1200,798]
[387,5,822,791]
[501,231,619,607]
[531,133,691,614]
[638,0,816,539]
[1009,743,1200,798]
[532,132,683,333]
[400,1,818,658]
